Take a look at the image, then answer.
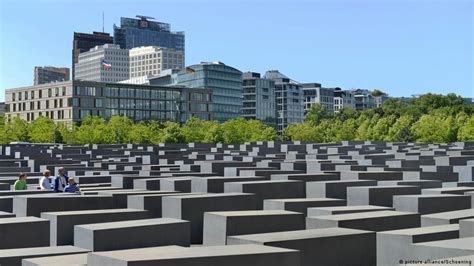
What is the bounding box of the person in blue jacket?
[53,167,68,192]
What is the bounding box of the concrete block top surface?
[14,194,112,199]
[0,216,47,224]
[88,245,186,261]
[0,245,89,257]
[413,237,474,250]
[89,244,297,261]
[22,254,87,265]
[421,209,474,219]
[75,218,187,230]
[205,210,301,217]
[228,227,373,242]
[98,190,176,195]
[314,210,417,221]
[394,194,470,199]
[265,197,344,203]
[378,224,459,236]
[309,205,391,212]
[163,192,254,199]
[225,180,303,185]
[40,208,146,216]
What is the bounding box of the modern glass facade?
[175,62,242,122]
[264,71,304,134]
[302,83,334,112]
[242,72,276,127]
[34,66,70,85]
[5,80,212,125]
[114,16,185,52]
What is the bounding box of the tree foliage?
[1,93,473,144]
[284,93,474,143]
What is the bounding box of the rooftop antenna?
[102,11,104,32]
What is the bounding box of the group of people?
[14,167,80,193]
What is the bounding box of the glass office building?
[264,70,304,134]
[5,80,212,125]
[114,16,185,52]
[242,72,276,127]
[174,62,242,123]
[34,66,70,85]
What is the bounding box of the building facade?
[72,32,114,79]
[333,88,355,112]
[264,70,304,134]
[373,94,389,107]
[114,16,185,52]
[4,81,212,125]
[302,83,334,112]
[0,102,5,117]
[172,62,242,123]
[129,46,184,78]
[242,72,276,127]
[352,89,375,110]
[34,66,70,85]
[75,44,130,83]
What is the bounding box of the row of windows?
[130,59,183,66]
[11,87,67,101]
[8,98,69,112]
[130,53,182,60]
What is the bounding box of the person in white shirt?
[39,170,52,191]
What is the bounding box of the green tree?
[161,121,184,143]
[457,115,474,141]
[371,89,386,97]
[387,115,414,142]
[180,117,223,143]
[411,114,451,143]
[5,116,29,143]
[107,116,133,143]
[28,116,56,143]
[283,122,324,142]
[371,115,396,141]
[305,103,333,124]
[334,119,357,141]
[335,108,359,121]
[129,122,153,144]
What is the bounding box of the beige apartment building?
[129,46,184,78]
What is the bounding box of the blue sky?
[0,0,472,102]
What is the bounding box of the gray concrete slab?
[224,180,305,209]
[0,245,88,266]
[203,210,305,245]
[74,218,191,251]
[191,176,267,193]
[421,209,474,226]
[306,210,421,231]
[377,224,460,266]
[460,218,474,238]
[22,254,87,266]
[347,185,421,207]
[227,228,376,266]
[307,205,394,216]
[41,208,150,246]
[87,244,301,266]
[0,216,50,249]
[263,197,346,216]
[13,194,116,217]
[161,193,258,243]
[306,180,377,199]
[394,194,471,214]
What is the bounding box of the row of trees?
[285,93,474,143]
[0,93,472,144]
[0,116,277,144]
